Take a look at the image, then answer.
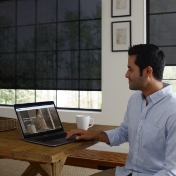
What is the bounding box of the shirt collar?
[142,83,172,104]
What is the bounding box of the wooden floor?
[65,149,127,169]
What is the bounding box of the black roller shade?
[0,0,101,90]
[146,0,176,65]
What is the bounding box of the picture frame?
[111,21,131,52]
[111,0,131,17]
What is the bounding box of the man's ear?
[145,66,153,77]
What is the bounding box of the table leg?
[21,164,38,176]
[22,157,66,176]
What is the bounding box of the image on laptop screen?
[16,103,62,135]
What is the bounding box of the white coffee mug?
[76,115,94,130]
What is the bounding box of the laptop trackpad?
[44,135,77,146]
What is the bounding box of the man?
[66,44,176,176]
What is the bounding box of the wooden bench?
[65,149,127,170]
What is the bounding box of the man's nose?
[125,71,129,78]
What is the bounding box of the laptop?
[14,101,77,147]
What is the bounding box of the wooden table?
[0,122,116,176]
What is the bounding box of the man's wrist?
[91,131,102,141]
[98,131,102,142]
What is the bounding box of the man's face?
[125,55,147,91]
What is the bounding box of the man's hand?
[66,129,110,144]
[66,129,99,141]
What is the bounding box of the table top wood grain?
[0,122,117,164]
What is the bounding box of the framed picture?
[111,0,131,17]
[111,21,131,52]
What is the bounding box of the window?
[0,0,102,110]
[146,0,176,92]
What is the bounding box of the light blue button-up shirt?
[106,83,176,176]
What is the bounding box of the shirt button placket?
[133,105,147,172]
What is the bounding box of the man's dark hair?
[128,44,165,81]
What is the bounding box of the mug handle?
[88,118,94,128]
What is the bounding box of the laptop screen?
[14,101,63,137]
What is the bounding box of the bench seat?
[65,149,127,169]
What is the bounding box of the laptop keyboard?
[37,133,66,142]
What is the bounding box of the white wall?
[0,0,145,152]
